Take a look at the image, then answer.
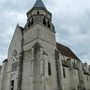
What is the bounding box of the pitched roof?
[56,42,80,60]
[33,0,46,9]
[27,0,51,16]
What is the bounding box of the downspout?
[17,29,24,90]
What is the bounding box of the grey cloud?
[0,0,90,64]
[55,14,90,63]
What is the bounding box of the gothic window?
[37,11,40,15]
[43,18,46,25]
[47,21,51,28]
[11,80,14,90]
[31,18,33,25]
[28,21,30,27]
[63,68,66,78]
[48,62,51,76]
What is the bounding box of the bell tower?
[26,0,55,32]
[24,0,56,46]
[22,0,58,90]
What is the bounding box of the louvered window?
[48,62,51,76]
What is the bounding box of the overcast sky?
[0,0,90,64]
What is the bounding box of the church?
[0,0,90,90]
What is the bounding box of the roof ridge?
[56,42,69,49]
[56,42,80,60]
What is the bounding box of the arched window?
[43,18,46,25]
[31,18,33,25]
[48,62,51,76]
[11,80,14,90]
[11,60,17,71]
[47,21,51,28]
[34,44,40,58]
[63,68,66,78]
[28,21,30,27]
[37,11,40,15]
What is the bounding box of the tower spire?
[33,0,46,9]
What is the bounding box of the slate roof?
[56,42,80,60]
[27,0,51,16]
[33,0,46,9]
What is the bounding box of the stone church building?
[0,0,90,90]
